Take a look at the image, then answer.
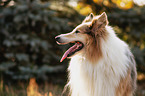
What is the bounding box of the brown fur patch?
[85,28,108,63]
[83,12,109,63]
[116,69,134,96]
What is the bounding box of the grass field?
[0,74,145,96]
[0,78,68,96]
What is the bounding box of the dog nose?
[55,36,60,41]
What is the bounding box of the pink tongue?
[60,43,78,62]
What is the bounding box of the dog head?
[55,12,109,62]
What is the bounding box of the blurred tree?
[0,0,82,81]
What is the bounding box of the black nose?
[55,36,60,41]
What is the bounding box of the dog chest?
[68,56,122,96]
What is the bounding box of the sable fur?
[56,12,137,96]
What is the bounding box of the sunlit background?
[0,0,145,96]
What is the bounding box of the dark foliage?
[0,0,82,81]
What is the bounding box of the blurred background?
[0,0,145,96]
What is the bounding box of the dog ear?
[82,13,94,23]
[89,13,94,19]
[97,12,108,26]
[90,12,108,33]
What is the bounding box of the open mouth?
[58,41,84,62]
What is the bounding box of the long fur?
[67,26,136,96]
[56,12,137,96]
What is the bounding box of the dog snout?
[55,36,60,42]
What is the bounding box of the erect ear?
[90,12,108,32]
[82,13,94,23]
[88,13,94,19]
[97,12,108,26]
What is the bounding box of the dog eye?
[75,30,80,34]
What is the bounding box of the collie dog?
[55,12,137,96]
